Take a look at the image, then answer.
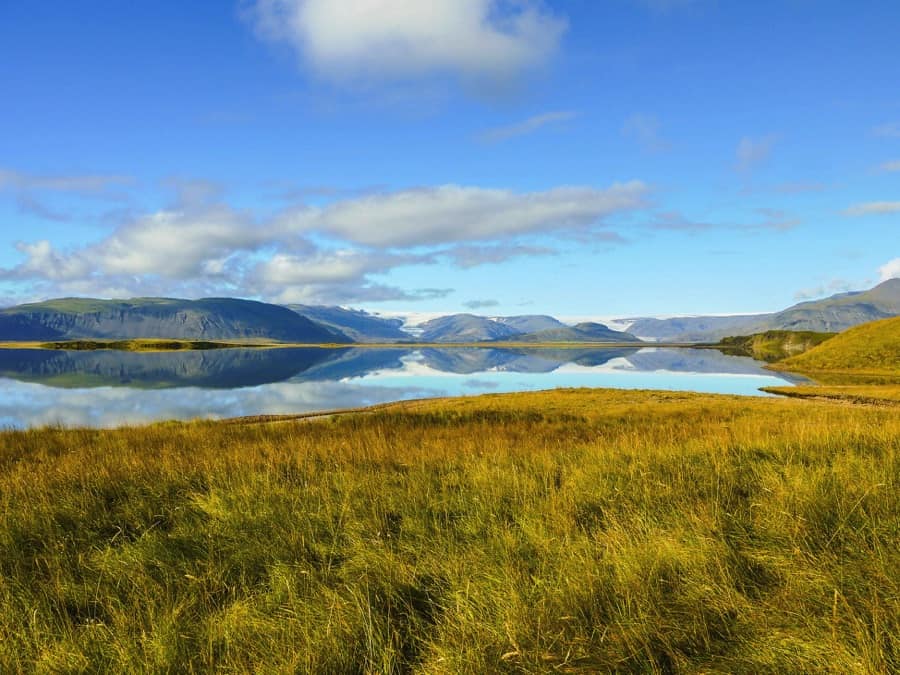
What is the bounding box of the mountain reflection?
[0,346,805,428]
[0,346,798,390]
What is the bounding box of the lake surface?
[0,346,805,429]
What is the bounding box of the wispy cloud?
[479,111,578,143]
[735,134,778,171]
[793,278,856,301]
[877,160,900,173]
[772,181,826,194]
[441,244,558,268]
[843,201,900,217]
[622,113,670,152]
[0,168,131,194]
[872,121,900,138]
[463,299,500,310]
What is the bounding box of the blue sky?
[1,0,898,317]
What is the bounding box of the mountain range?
[625,278,900,342]
[0,278,898,344]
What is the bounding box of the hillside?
[286,304,410,342]
[507,321,640,343]
[627,278,900,342]
[775,316,900,375]
[713,330,836,362]
[0,298,350,343]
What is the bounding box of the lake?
[0,346,805,429]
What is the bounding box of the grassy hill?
[714,330,835,362]
[776,316,900,376]
[0,389,897,672]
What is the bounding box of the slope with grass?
[713,330,836,362]
[775,315,900,377]
[0,389,897,672]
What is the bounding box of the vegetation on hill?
[713,330,835,362]
[775,316,900,376]
[0,297,351,343]
[0,389,897,672]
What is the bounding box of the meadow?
[1,388,898,673]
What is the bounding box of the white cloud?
[245,0,566,85]
[880,258,900,281]
[479,111,578,143]
[735,134,777,171]
[878,160,900,173]
[280,182,649,247]
[843,201,900,217]
[2,181,652,304]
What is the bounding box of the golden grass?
[763,384,900,405]
[1,388,898,672]
[776,316,900,376]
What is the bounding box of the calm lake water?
[0,346,805,429]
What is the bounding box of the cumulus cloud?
[2,181,650,304]
[622,113,670,152]
[735,135,777,171]
[880,258,900,281]
[278,182,650,247]
[479,111,578,143]
[245,0,566,86]
[843,201,900,217]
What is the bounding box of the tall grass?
[1,389,898,673]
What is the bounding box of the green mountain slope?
[776,316,900,374]
[0,297,351,343]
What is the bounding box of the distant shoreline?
[0,338,697,352]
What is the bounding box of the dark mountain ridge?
[0,297,350,343]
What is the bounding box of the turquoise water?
[0,346,803,428]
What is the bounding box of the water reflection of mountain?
[0,348,344,389]
[621,348,808,382]
[0,346,798,391]
[419,347,639,374]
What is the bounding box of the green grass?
[713,330,835,362]
[775,316,900,377]
[1,389,898,672]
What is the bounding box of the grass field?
[1,389,898,673]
